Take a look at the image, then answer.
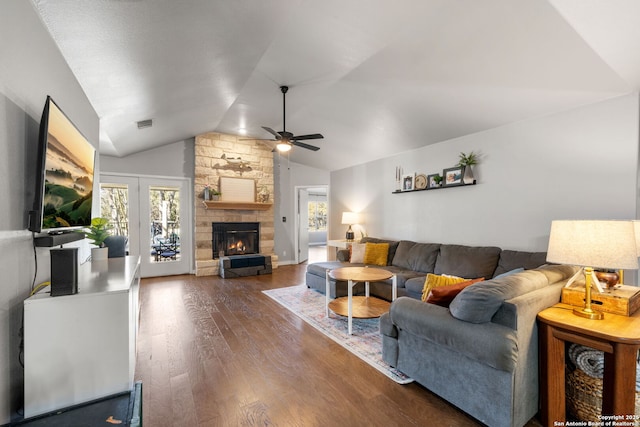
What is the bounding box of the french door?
[100,174,192,278]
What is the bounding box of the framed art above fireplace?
[219,177,255,202]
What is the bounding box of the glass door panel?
[149,186,181,263]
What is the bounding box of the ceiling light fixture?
[276,141,292,152]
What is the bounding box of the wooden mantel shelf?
[202,200,273,210]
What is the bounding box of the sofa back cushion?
[493,250,547,277]
[434,244,501,279]
[449,269,549,323]
[361,237,399,265]
[391,240,441,273]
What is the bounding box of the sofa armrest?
[389,297,518,372]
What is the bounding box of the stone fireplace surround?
[194,132,277,276]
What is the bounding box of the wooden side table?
[537,303,640,426]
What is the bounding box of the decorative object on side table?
[83,217,112,261]
[458,151,478,184]
[546,220,639,320]
[341,212,360,242]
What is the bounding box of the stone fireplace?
[194,132,276,276]
[212,222,260,258]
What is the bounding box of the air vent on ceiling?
[137,119,153,129]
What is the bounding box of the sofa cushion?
[426,278,484,307]
[434,244,501,279]
[449,270,549,323]
[404,276,427,296]
[361,237,399,266]
[363,242,389,266]
[493,250,547,277]
[392,241,441,273]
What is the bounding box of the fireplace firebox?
[212,222,260,259]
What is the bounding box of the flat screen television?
[28,96,96,234]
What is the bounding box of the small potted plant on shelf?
[84,217,112,261]
[203,184,221,201]
[457,151,478,184]
[433,174,443,187]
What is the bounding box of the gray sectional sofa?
[305,237,577,427]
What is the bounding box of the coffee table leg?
[348,279,354,335]
[325,269,330,317]
[365,281,370,297]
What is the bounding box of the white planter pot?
[91,247,109,261]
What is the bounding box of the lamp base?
[573,307,604,320]
[345,231,355,241]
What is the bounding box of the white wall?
[331,93,639,252]
[0,2,100,423]
[100,139,195,179]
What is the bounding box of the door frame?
[100,172,194,277]
[294,185,329,264]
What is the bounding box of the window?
[308,201,327,231]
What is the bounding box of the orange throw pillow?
[426,278,484,307]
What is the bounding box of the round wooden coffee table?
[325,266,397,335]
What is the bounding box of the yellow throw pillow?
[363,243,389,266]
[421,273,467,302]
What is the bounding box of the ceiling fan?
[257,85,324,152]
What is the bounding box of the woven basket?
[566,368,640,422]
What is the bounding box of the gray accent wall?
[0,1,99,423]
[330,93,639,252]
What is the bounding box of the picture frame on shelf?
[442,167,464,187]
[427,173,441,188]
[402,175,414,191]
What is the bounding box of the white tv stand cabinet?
[23,256,141,418]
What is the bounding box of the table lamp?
[341,212,360,241]
[546,220,639,320]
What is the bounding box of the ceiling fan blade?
[291,133,324,141]
[291,140,320,151]
[262,126,281,139]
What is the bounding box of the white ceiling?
[31,0,640,171]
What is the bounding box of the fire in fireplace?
[212,222,260,259]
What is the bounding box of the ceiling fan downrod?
[281,85,288,133]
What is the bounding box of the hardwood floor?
[135,264,541,426]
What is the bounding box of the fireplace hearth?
[212,222,260,259]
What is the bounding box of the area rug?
[262,285,413,384]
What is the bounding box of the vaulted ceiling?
[32,0,640,171]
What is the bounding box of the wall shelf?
[392,181,476,194]
[202,200,273,210]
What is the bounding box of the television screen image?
[29,96,96,233]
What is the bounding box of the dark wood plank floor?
[135,263,543,426]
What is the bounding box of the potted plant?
[457,151,478,184]
[203,184,221,201]
[85,217,111,261]
[433,174,443,187]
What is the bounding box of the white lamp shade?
[341,212,360,225]
[546,220,639,269]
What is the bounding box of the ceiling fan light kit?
[255,85,324,152]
